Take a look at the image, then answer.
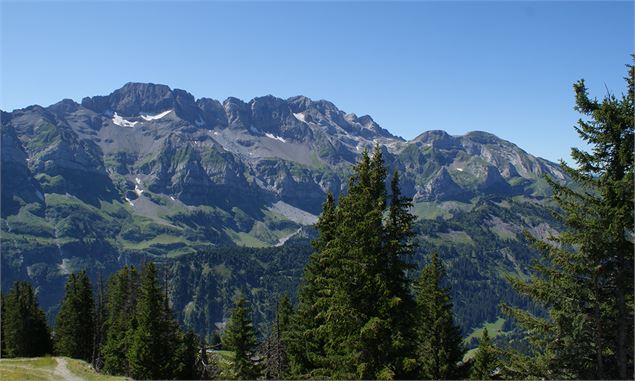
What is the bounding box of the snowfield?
[265,133,286,143]
[141,109,172,121]
[112,112,138,127]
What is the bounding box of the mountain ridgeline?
[1,82,566,340]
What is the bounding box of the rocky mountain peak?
[463,130,505,145]
[81,82,186,117]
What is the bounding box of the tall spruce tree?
[501,60,634,380]
[414,252,465,380]
[101,266,139,376]
[222,293,260,380]
[286,193,337,377]
[54,271,94,361]
[383,169,418,376]
[288,146,417,379]
[2,281,52,357]
[128,262,178,380]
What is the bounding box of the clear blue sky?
[1,1,633,163]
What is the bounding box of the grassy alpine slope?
[0,357,129,381]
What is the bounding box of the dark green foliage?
[414,252,465,379]
[288,146,419,379]
[470,328,498,380]
[2,281,52,357]
[167,239,314,342]
[222,293,260,380]
[101,263,202,379]
[54,271,94,361]
[92,273,107,370]
[128,262,169,379]
[101,266,139,376]
[501,60,634,379]
[127,262,187,380]
[285,197,335,378]
[174,329,201,380]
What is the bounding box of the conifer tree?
[288,147,418,379]
[222,293,260,380]
[470,328,498,380]
[383,169,418,376]
[174,329,201,380]
[102,266,139,376]
[414,252,465,379]
[54,271,94,361]
[286,193,337,377]
[128,262,175,380]
[2,281,52,357]
[501,59,634,380]
[325,147,391,379]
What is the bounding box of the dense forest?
[1,63,633,380]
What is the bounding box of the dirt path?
[54,357,84,381]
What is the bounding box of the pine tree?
[222,293,260,380]
[571,61,634,379]
[286,193,337,377]
[414,252,465,379]
[325,147,393,379]
[501,59,634,380]
[128,262,174,380]
[470,328,498,380]
[288,147,418,379]
[101,266,139,376]
[383,169,418,376]
[2,281,52,357]
[54,271,94,361]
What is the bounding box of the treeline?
[1,264,208,379]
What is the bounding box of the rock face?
[0,82,567,319]
[1,81,567,230]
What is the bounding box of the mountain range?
[1,82,566,339]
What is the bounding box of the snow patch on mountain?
[141,109,172,121]
[293,112,306,123]
[112,112,138,127]
[265,133,286,143]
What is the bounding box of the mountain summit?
[1,83,565,321]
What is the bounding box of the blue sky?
[1,1,633,163]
